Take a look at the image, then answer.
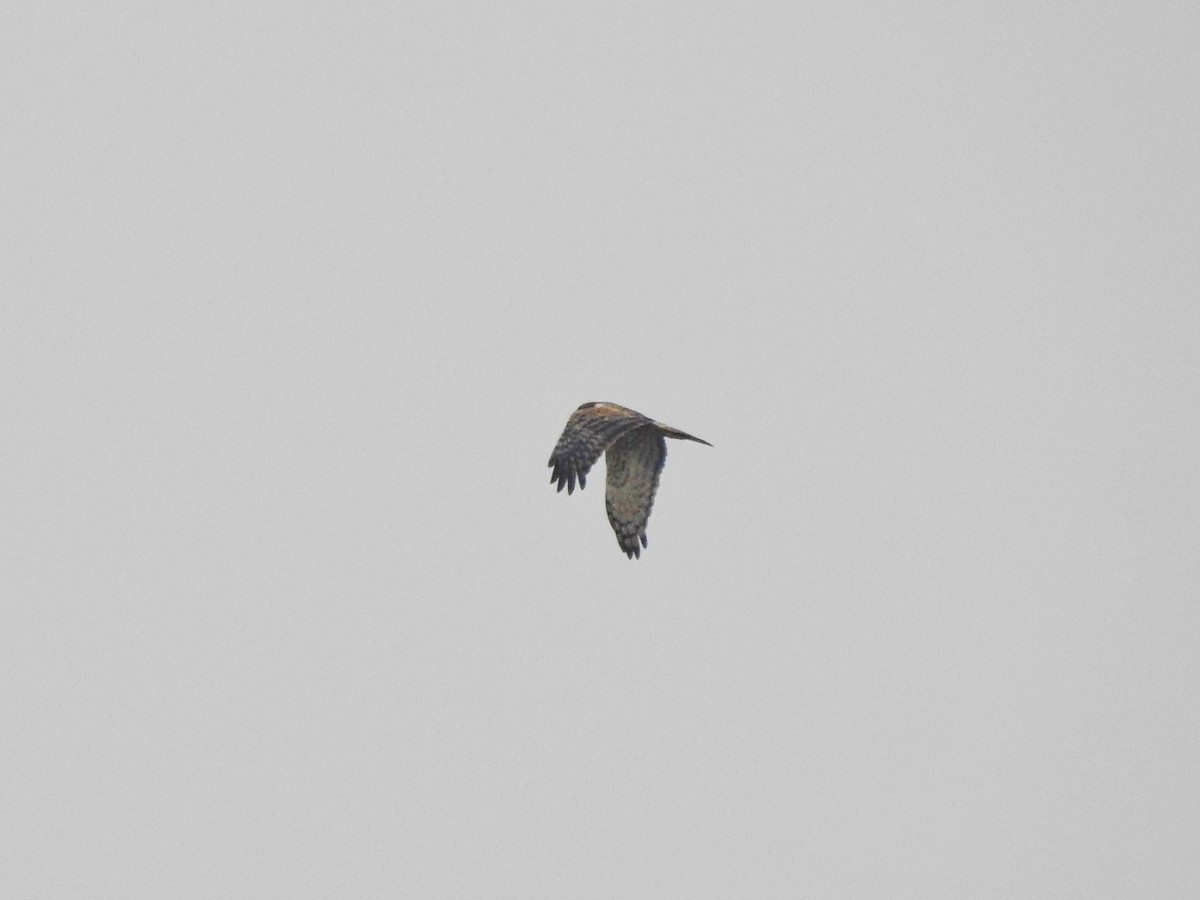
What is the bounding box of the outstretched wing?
[548,404,650,494]
[604,425,667,559]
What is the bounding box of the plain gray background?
[3,2,1198,897]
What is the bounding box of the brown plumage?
[547,402,711,558]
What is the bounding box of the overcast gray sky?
[3,2,1198,897]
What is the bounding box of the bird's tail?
[660,426,712,446]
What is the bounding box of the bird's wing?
[604,425,667,559]
[548,405,650,494]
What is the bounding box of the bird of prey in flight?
[548,402,711,558]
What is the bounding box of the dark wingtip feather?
[550,461,586,495]
[618,533,644,559]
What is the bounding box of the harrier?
[548,402,711,558]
